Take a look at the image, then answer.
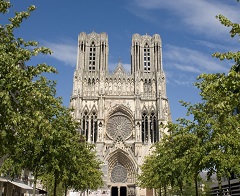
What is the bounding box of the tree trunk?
[164,185,167,196]
[228,177,232,195]
[217,175,223,196]
[53,175,58,196]
[33,178,37,196]
[0,181,3,196]
[64,183,68,196]
[32,172,38,196]
[6,182,13,196]
[176,179,183,196]
[179,182,183,196]
[195,174,199,196]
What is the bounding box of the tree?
[0,2,72,195]
[61,141,103,195]
[40,107,103,196]
[138,127,204,196]
[195,3,240,194]
[0,2,103,196]
[0,0,56,158]
[179,1,240,194]
[139,1,240,196]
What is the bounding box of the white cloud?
[194,40,229,50]
[41,39,132,73]
[122,63,131,73]
[131,0,240,38]
[43,39,77,67]
[164,44,229,74]
[194,40,239,53]
[165,69,195,87]
[172,79,194,87]
[126,6,157,24]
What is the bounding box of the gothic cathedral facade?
[70,32,171,196]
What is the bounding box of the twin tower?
[70,32,171,196]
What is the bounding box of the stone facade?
[69,32,171,196]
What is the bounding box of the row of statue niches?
[82,77,158,86]
[82,83,156,96]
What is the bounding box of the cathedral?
[69,32,171,196]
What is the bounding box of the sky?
[4,0,240,122]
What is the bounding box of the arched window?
[82,111,89,140]
[143,43,150,73]
[88,78,91,85]
[89,41,96,71]
[148,79,152,94]
[82,110,98,143]
[144,79,148,94]
[142,112,148,143]
[80,42,84,52]
[143,79,152,95]
[150,112,158,143]
[142,112,158,144]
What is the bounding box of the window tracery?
[89,41,96,71]
[142,111,158,143]
[142,112,148,143]
[82,110,97,143]
[143,79,153,96]
[144,43,150,73]
[111,164,127,183]
[106,113,132,140]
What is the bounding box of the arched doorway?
[111,186,127,196]
[108,149,136,184]
[120,187,127,196]
[111,186,118,196]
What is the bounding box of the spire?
[118,57,122,64]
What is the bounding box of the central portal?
[111,186,127,196]
[120,187,127,196]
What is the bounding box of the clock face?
[106,113,132,140]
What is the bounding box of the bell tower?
[131,33,162,74]
[76,32,108,72]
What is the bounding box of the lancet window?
[150,112,158,143]
[142,111,158,144]
[89,41,96,71]
[143,79,152,94]
[87,78,97,86]
[144,43,150,73]
[142,112,148,143]
[80,41,85,52]
[82,110,98,143]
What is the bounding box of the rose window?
[106,114,132,140]
[111,164,127,183]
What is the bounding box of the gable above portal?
[112,62,127,78]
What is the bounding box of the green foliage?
[194,3,240,180]
[60,141,103,192]
[41,175,65,196]
[138,128,207,195]
[0,0,56,158]
[0,1,103,195]
[138,1,240,195]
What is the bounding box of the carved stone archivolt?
[106,114,132,140]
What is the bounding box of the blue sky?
[5,0,240,122]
